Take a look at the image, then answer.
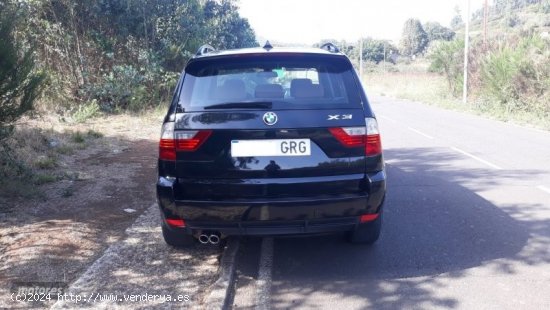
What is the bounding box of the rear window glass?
[178,54,361,110]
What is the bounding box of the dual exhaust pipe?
[198,232,221,245]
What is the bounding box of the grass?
[363,72,461,106]
[86,129,103,139]
[61,185,74,198]
[71,131,86,143]
[56,145,74,155]
[1,122,108,201]
[34,156,58,169]
[0,179,44,201]
[363,71,550,131]
[33,173,58,185]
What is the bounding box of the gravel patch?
[51,205,221,309]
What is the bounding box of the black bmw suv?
[157,42,386,247]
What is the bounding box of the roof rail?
[319,42,340,53]
[196,44,216,56]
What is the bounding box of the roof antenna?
[263,40,273,50]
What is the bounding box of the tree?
[450,6,464,29]
[204,0,257,49]
[399,19,429,57]
[0,6,45,141]
[0,0,257,115]
[424,22,456,42]
[428,39,465,96]
[359,38,398,64]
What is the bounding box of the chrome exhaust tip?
[198,234,210,244]
[209,234,220,245]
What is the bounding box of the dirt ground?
[0,113,221,308]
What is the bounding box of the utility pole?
[383,41,386,73]
[483,0,488,46]
[359,38,363,79]
[463,0,471,104]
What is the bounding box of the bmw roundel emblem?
[263,112,278,126]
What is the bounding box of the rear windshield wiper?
[203,102,272,110]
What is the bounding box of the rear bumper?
[166,217,360,236]
[157,171,386,236]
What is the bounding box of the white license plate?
[231,139,311,157]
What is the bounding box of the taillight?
[175,130,212,151]
[365,118,382,156]
[329,127,365,147]
[159,122,212,161]
[159,122,176,161]
[329,117,382,156]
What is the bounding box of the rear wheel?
[162,225,196,247]
[348,213,382,244]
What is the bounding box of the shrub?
[538,2,550,13]
[71,100,101,123]
[83,62,178,113]
[429,32,549,118]
[480,34,550,113]
[503,14,522,28]
[83,65,143,112]
[428,39,465,96]
[0,6,45,142]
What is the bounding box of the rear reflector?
[159,122,212,161]
[359,213,379,223]
[165,218,186,228]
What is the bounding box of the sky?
[238,0,489,45]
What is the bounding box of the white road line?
[407,126,435,139]
[450,147,503,170]
[536,185,550,195]
[378,115,397,123]
[255,237,274,310]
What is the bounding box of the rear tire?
[348,213,382,244]
[162,225,196,247]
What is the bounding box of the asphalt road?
[231,96,550,309]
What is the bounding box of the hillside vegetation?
[364,0,550,128]
[1,0,256,119]
[1,0,256,199]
